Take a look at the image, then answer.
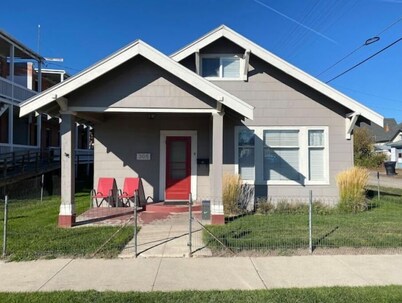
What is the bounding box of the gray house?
[19,26,383,227]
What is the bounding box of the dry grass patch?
[336,167,369,213]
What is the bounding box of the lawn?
[0,286,402,303]
[204,188,402,253]
[0,193,134,261]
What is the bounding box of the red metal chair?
[118,177,146,209]
[91,177,117,207]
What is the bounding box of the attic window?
[201,55,242,80]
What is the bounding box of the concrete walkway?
[119,212,212,258]
[0,255,401,292]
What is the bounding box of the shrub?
[222,174,242,215]
[256,198,274,214]
[336,167,369,213]
[256,198,334,215]
[355,152,387,168]
[354,128,387,168]
[274,200,308,214]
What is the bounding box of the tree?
[354,128,386,167]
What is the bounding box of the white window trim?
[234,126,329,186]
[159,130,197,201]
[200,53,245,81]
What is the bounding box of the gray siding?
[93,114,211,201]
[181,38,353,198]
[68,56,217,110]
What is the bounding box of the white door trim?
[159,130,197,201]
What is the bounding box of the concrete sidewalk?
[0,255,401,292]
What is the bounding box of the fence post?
[377,171,380,200]
[188,193,193,257]
[2,195,8,258]
[309,190,313,254]
[133,190,138,258]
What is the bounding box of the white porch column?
[211,112,225,224]
[58,113,76,227]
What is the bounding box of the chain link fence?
[189,187,402,256]
[0,174,136,261]
[1,180,402,261]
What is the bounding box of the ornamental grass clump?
[336,167,369,213]
[223,174,242,215]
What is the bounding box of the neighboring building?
[0,30,91,155]
[0,30,42,153]
[19,26,383,227]
[359,118,402,168]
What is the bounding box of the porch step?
[145,202,201,213]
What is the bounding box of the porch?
[58,111,226,227]
[76,203,202,226]
[18,40,253,228]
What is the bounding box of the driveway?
[368,169,402,189]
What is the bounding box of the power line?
[317,15,402,77]
[325,36,402,83]
[338,85,402,103]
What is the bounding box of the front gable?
[19,40,253,120]
[67,55,217,111]
[178,37,353,128]
[171,25,384,131]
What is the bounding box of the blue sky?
[2,0,402,122]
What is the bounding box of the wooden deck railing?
[0,148,93,181]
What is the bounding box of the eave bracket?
[345,112,360,140]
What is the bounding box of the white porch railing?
[0,77,37,103]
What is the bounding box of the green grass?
[0,193,134,261]
[204,189,402,253]
[1,286,402,302]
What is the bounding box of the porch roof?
[19,40,254,120]
[171,25,384,127]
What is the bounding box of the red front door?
[165,136,191,200]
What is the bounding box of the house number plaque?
[136,153,151,160]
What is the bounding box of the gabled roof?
[360,118,401,143]
[171,25,383,127]
[389,123,402,142]
[389,139,402,148]
[19,40,254,119]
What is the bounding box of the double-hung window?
[237,129,255,180]
[235,127,328,184]
[201,55,241,79]
[264,130,300,181]
[308,130,325,181]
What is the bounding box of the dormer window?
[201,55,242,80]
